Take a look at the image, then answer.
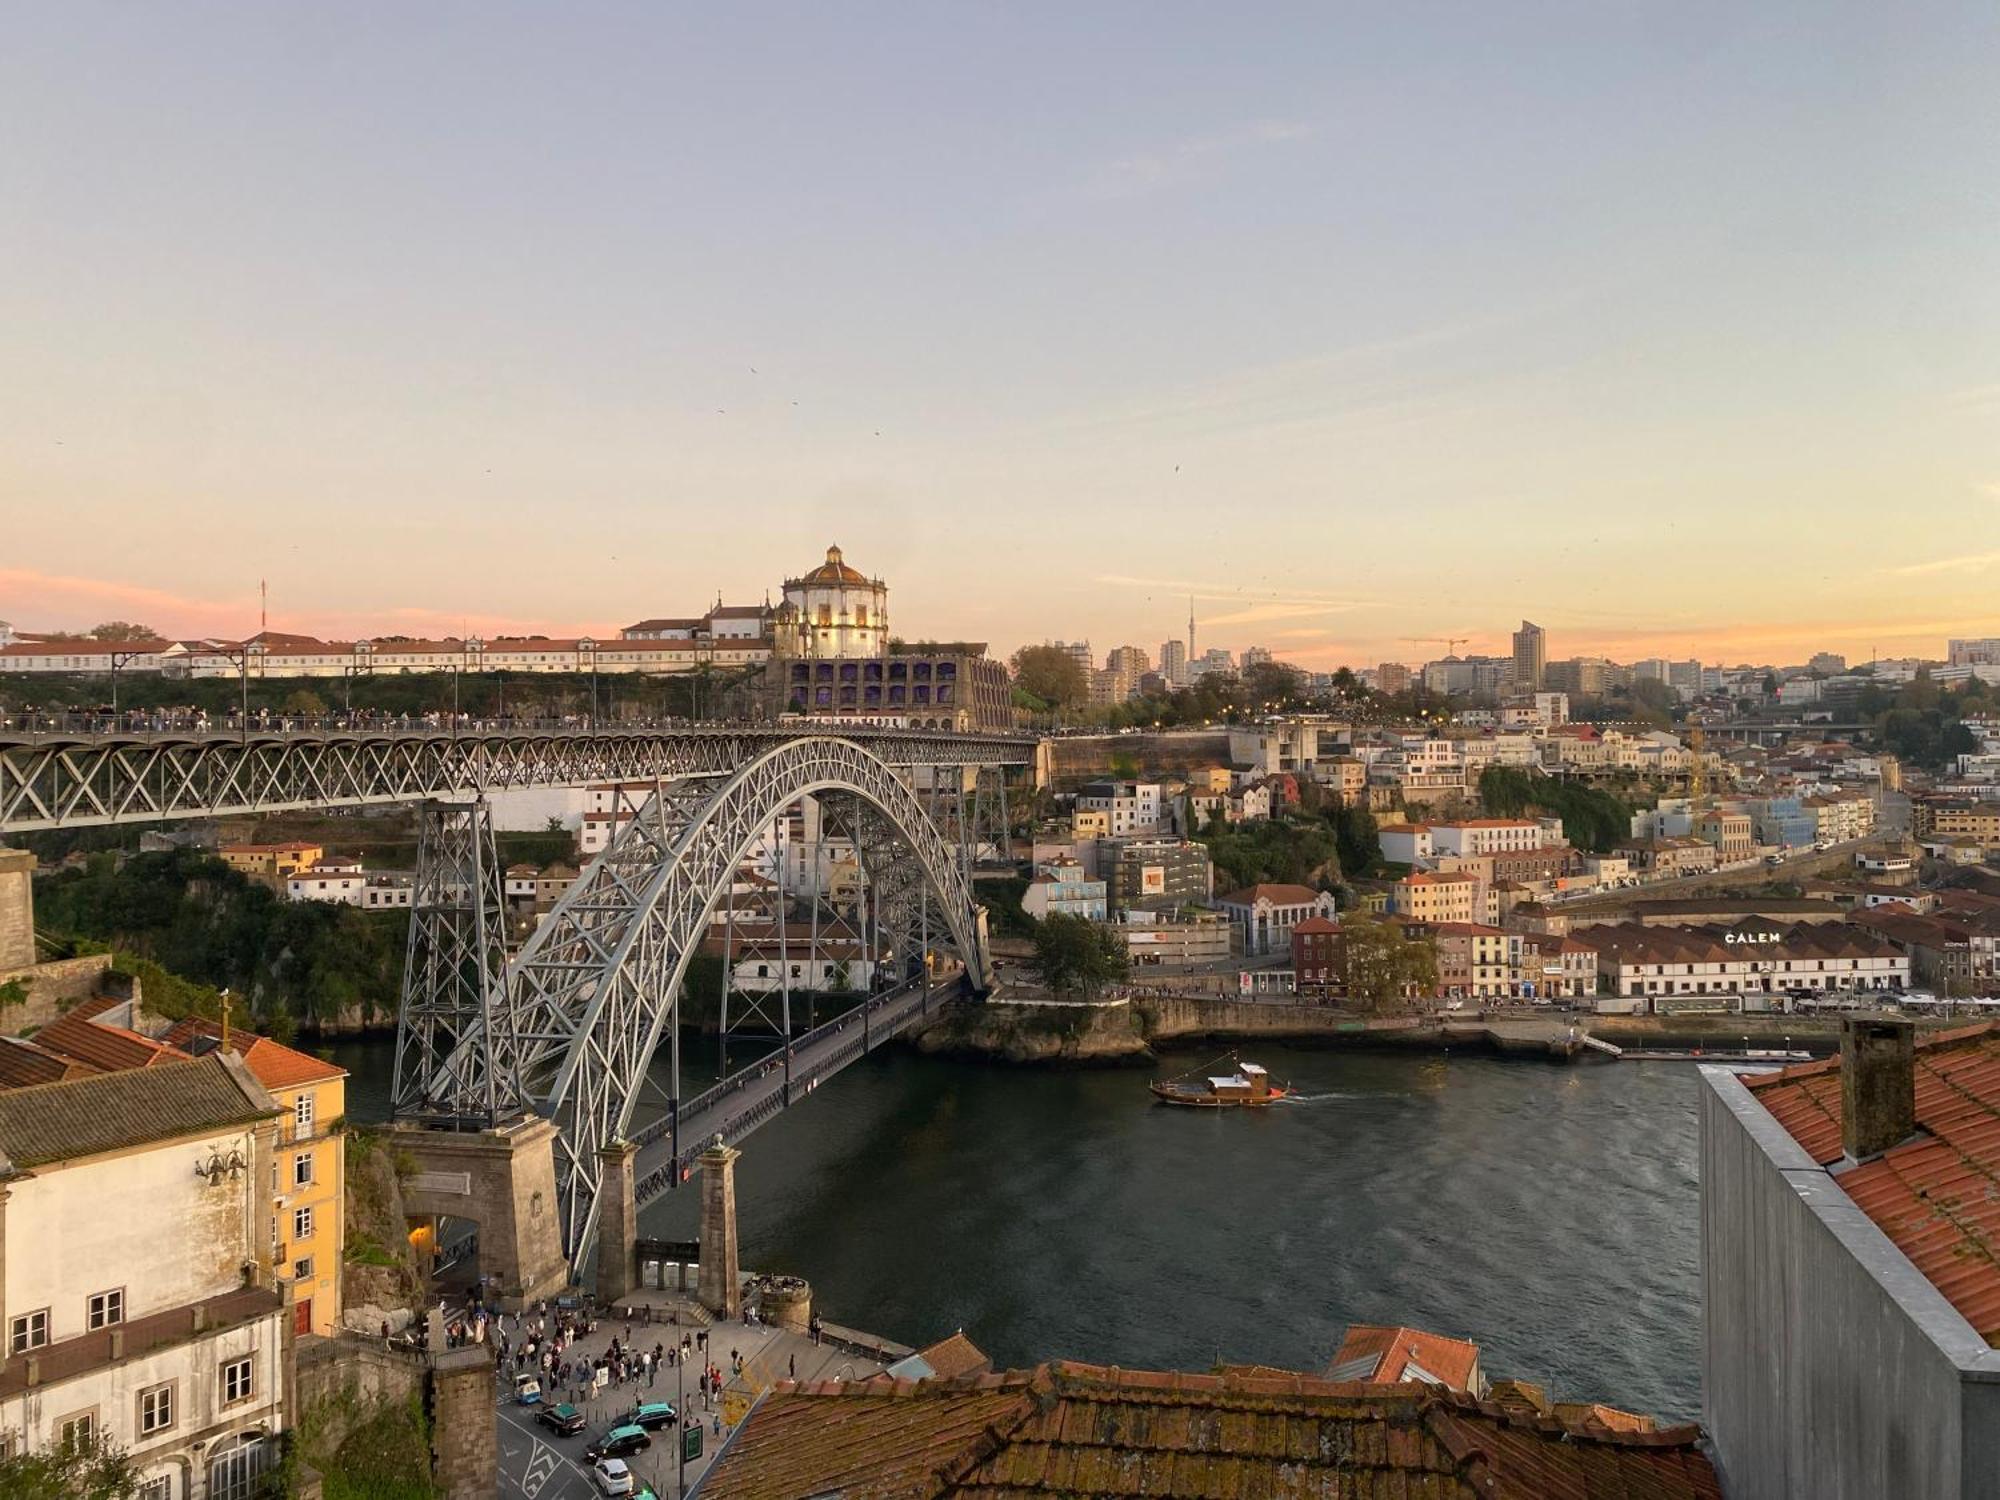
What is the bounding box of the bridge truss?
[0,723,1033,833]
[394,737,996,1273]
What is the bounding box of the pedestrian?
[789,1354,796,1380]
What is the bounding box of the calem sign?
[1724,930,1781,945]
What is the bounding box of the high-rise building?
[1241,646,1273,669]
[1512,620,1546,690]
[1375,661,1411,694]
[1948,638,2000,667]
[1809,651,1847,674]
[1048,640,1093,677]
[1106,645,1150,679]
[1159,639,1188,687]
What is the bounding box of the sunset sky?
[3,3,1998,670]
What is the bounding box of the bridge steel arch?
[490,737,989,1269]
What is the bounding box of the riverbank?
[914,995,1954,1066]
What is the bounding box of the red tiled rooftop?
[163,1018,347,1090]
[30,1012,180,1074]
[1746,1022,2000,1345]
[695,1361,1720,1500]
[1326,1324,1482,1391]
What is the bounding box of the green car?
[622,1401,677,1431]
[535,1403,586,1437]
[585,1424,652,1462]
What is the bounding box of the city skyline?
[4,3,1999,667]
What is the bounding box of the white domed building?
[777,545,889,659]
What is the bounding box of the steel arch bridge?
[393,736,993,1272]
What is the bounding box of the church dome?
[798,544,872,587]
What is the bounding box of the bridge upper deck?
[0,718,1038,832]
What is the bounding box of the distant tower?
[1187,596,1196,666]
[1512,620,1546,691]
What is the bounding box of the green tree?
[1338,914,1438,1012]
[1009,645,1088,711]
[1330,803,1379,878]
[0,1434,140,1500]
[88,621,159,642]
[282,688,328,715]
[1028,913,1129,1000]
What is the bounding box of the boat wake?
[1273,1091,1355,1104]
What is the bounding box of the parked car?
[536,1402,586,1436]
[586,1424,653,1462]
[622,1401,677,1431]
[591,1457,635,1497]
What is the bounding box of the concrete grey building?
[1102,837,1213,916]
[1700,1019,2000,1499]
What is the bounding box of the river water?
[328,1037,1702,1420]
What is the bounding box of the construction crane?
[1405,635,1469,657]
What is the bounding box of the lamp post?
[580,638,598,727]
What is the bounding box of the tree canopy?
[1027,913,1129,1001]
[1477,766,1640,853]
[1337,914,1439,1012]
[1009,645,1089,711]
[0,1435,140,1500]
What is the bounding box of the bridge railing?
[631,978,951,1201]
[0,710,1038,744]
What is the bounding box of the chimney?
[1840,1016,1916,1161]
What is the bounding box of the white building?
[776,545,889,659]
[1214,883,1339,957]
[0,1055,292,1499]
[1377,823,1433,866]
[1429,820,1549,858]
[283,856,365,906]
[1228,723,1320,776]
[1074,782,1163,838]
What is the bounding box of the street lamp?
[580,638,599,726]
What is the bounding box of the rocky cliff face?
[915,1000,1152,1064]
[343,1130,426,1326]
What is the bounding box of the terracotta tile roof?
[163,1018,347,1089]
[0,1053,276,1173]
[1216,883,1328,908]
[912,1331,991,1381]
[31,1012,181,1073]
[1746,1023,2000,1344]
[693,1362,1720,1500]
[1324,1324,1482,1391]
[1292,917,1341,936]
[0,1036,95,1089]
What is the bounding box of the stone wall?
[0,953,120,1036]
[0,850,32,971]
[1048,730,1233,782]
[429,1346,498,1500]
[295,1333,428,1456]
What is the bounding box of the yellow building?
[167,1020,348,1337]
[1072,808,1111,839]
[219,840,324,879]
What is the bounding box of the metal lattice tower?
[391,797,519,1125]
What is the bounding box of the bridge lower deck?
[628,975,955,1204]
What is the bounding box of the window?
[293,1092,315,1139]
[88,1289,124,1329]
[220,1356,255,1405]
[208,1435,267,1500]
[9,1309,47,1354]
[293,1206,314,1241]
[292,1152,314,1188]
[139,1383,175,1436]
[293,1257,314,1282]
[58,1412,94,1451]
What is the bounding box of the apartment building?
[1389,872,1480,925]
[1694,811,1756,866]
[218,843,322,881]
[1427,923,1513,1000]
[0,1057,292,1498]
[1429,819,1550,858]
[1021,860,1108,921]
[1103,839,1213,916]
[1075,782,1164,838]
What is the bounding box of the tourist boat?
[1149,1059,1288,1108]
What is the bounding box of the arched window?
[208,1433,270,1500]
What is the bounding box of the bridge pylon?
[391,796,522,1126]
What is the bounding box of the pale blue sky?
[3,2,1997,666]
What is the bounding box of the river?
[326,1036,1702,1420]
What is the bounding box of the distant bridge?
[0,719,1037,832]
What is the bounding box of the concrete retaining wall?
[1700,1069,2000,1500]
[295,1334,429,1456]
[1048,731,1233,781]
